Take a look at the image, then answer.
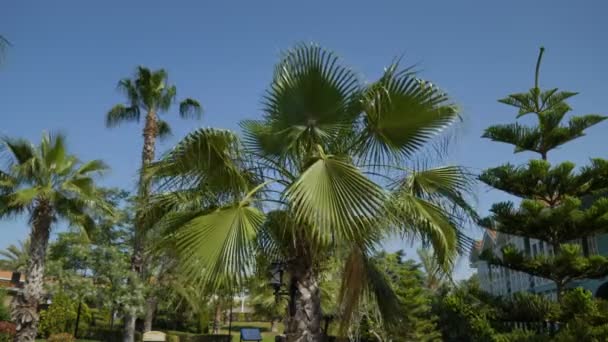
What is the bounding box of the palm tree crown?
[0,133,110,229]
[147,44,476,339]
[106,66,202,140]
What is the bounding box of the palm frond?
[75,160,109,176]
[179,98,203,119]
[386,192,458,269]
[284,148,386,244]
[1,137,36,165]
[260,43,360,161]
[156,119,173,140]
[338,246,402,334]
[168,201,265,289]
[148,128,250,197]
[356,63,459,165]
[106,104,140,127]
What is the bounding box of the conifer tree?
[479,47,608,301]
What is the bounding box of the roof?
[469,229,499,265]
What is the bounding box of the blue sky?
[2,1,607,279]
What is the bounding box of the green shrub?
[167,334,180,342]
[0,290,10,322]
[47,332,76,342]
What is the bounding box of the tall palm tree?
[0,239,30,273]
[0,132,111,341]
[106,66,202,339]
[148,44,476,342]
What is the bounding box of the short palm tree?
[148,44,476,342]
[0,133,110,341]
[0,239,30,273]
[106,66,202,339]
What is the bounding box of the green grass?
[220,321,282,342]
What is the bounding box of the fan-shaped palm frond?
[356,63,460,165]
[284,147,386,244]
[167,199,265,289]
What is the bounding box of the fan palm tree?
[148,44,476,342]
[105,66,202,339]
[0,239,30,273]
[0,132,111,341]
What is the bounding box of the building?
[469,231,608,300]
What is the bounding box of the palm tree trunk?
[212,301,222,334]
[12,203,52,342]
[143,296,157,332]
[124,110,158,342]
[285,263,322,342]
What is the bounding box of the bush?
[0,291,10,322]
[167,334,180,342]
[47,332,76,342]
[83,328,123,341]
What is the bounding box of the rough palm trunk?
[12,203,52,342]
[143,296,158,332]
[212,302,222,334]
[286,264,322,342]
[124,110,158,342]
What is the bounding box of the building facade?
[469,231,608,299]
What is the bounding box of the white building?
[469,230,606,300]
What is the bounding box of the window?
[532,244,538,257]
[539,241,545,255]
[588,236,599,255]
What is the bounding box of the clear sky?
[2,0,607,279]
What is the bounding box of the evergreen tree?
[360,251,441,342]
[479,47,608,300]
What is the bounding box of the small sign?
[240,328,262,342]
[143,331,167,342]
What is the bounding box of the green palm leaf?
[356,63,459,165]
[285,147,386,243]
[258,43,360,161]
[169,202,265,289]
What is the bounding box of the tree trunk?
[12,203,52,342]
[123,315,136,342]
[271,318,279,333]
[212,302,222,334]
[143,296,158,333]
[124,110,158,342]
[285,264,322,342]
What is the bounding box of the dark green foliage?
[478,47,608,304]
[358,251,441,341]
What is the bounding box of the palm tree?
[0,132,111,341]
[106,66,202,339]
[417,248,451,291]
[148,44,476,342]
[0,239,30,273]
